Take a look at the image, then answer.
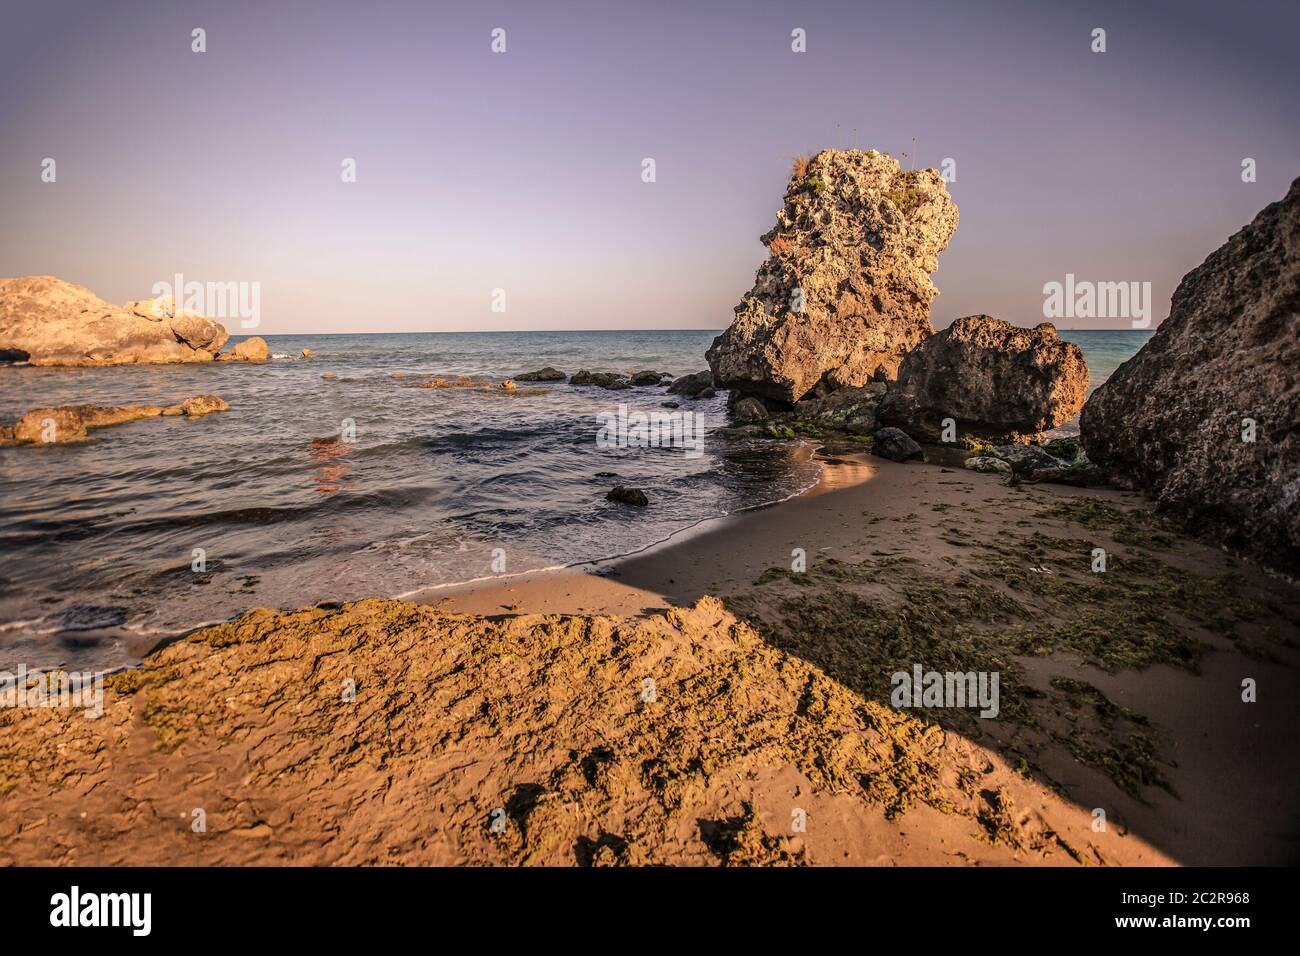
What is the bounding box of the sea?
[0,328,1150,673]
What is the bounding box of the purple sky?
[2,0,1297,334]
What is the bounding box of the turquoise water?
[0,328,1148,673]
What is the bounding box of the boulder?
[301,348,314,359]
[793,382,886,434]
[732,397,770,423]
[706,149,958,405]
[606,486,649,507]
[667,370,713,397]
[1081,179,1300,566]
[217,336,270,362]
[629,370,668,386]
[9,407,88,444]
[963,456,1012,475]
[872,427,924,463]
[879,316,1088,442]
[987,443,1063,477]
[0,276,229,366]
[570,370,630,389]
[162,395,230,417]
[516,366,567,382]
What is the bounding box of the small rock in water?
[321,373,337,380]
[300,347,314,359]
[516,366,566,382]
[629,370,667,386]
[666,370,713,397]
[660,401,680,409]
[732,396,769,422]
[872,427,924,463]
[606,486,649,507]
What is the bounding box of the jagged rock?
[605,486,648,507]
[732,397,770,422]
[667,370,714,397]
[8,407,89,444]
[872,427,924,463]
[1082,179,1300,566]
[217,336,270,362]
[516,366,567,382]
[570,370,631,389]
[499,379,518,391]
[879,316,1088,442]
[793,382,886,434]
[0,276,230,366]
[706,149,958,405]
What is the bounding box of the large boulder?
[1081,179,1300,567]
[0,277,228,366]
[879,316,1089,442]
[706,149,958,406]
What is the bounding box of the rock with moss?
[706,149,958,406]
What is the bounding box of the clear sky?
[1,0,1297,334]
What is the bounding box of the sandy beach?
[3,446,1295,866]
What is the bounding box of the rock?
[516,366,567,382]
[162,395,230,417]
[2,396,228,446]
[732,397,770,422]
[606,486,649,507]
[1081,179,1300,566]
[706,149,959,405]
[987,443,1063,477]
[1042,436,1084,462]
[321,373,337,380]
[216,336,270,362]
[666,370,714,397]
[0,276,231,366]
[500,379,518,391]
[963,456,1012,475]
[629,370,668,386]
[879,316,1088,443]
[570,370,631,389]
[792,382,886,435]
[872,427,924,463]
[0,348,31,363]
[697,387,716,398]
[661,401,680,409]
[301,348,313,359]
[10,407,88,444]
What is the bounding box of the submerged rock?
[1081,179,1300,567]
[606,486,649,507]
[629,370,669,386]
[1,396,229,446]
[879,315,1088,443]
[0,276,230,366]
[706,149,958,405]
[516,366,567,382]
[570,370,631,390]
[872,427,924,463]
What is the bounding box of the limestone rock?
[2,396,228,446]
[217,336,270,362]
[1081,179,1300,567]
[706,149,959,405]
[570,370,631,389]
[0,276,228,366]
[879,316,1088,442]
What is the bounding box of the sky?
[1,0,1297,334]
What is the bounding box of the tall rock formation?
[706,149,958,406]
[1081,179,1300,567]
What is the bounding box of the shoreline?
[5,445,1295,865]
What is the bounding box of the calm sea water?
[0,328,1150,673]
